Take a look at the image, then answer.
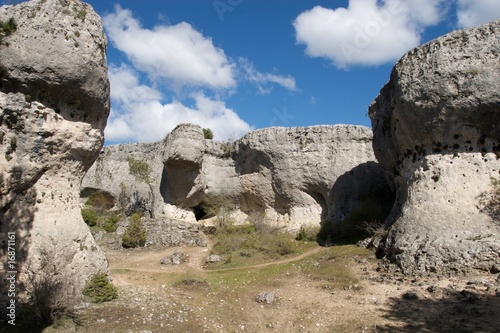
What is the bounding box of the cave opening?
[193,204,208,221]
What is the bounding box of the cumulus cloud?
[105,65,253,143]
[238,58,298,94]
[103,5,236,90]
[293,0,445,68]
[457,0,500,28]
[102,6,297,144]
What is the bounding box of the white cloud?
[103,5,236,90]
[238,58,298,94]
[105,65,253,143]
[457,0,500,28]
[293,0,445,68]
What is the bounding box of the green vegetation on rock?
[203,128,214,140]
[127,156,152,183]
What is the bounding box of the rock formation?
[369,20,500,275]
[83,124,394,238]
[0,0,110,301]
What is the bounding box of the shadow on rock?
[317,162,395,246]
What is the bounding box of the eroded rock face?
[83,123,394,233]
[369,20,500,275]
[0,0,109,298]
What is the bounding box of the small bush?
[1,17,17,36]
[295,224,320,241]
[127,156,152,183]
[203,128,214,140]
[118,181,129,208]
[25,245,76,325]
[81,208,98,227]
[82,272,118,303]
[122,213,147,248]
[204,195,237,228]
[211,211,296,258]
[103,212,120,232]
[253,230,296,257]
[85,191,114,212]
[221,140,235,157]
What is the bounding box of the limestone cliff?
[0,0,109,299]
[83,124,394,238]
[369,20,500,275]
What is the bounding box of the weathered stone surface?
[0,0,109,129]
[82,141,163,219]
[0,0,109,300]
[205,254,225,263]
[369,20,500,275]
[256,292,275,304]
[83,123,393,233]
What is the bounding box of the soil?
[13,242,500,333]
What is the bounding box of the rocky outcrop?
[369,20,500,275]
[83,124,394,235]
[0,0,109,300]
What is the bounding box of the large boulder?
[83,123,394,233]
[369,20,500,275]
[0,0,110,300]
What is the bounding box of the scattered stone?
[426,285,438,293]
[206,254,225,263]
[160,256,172,265]
[256,292,275,304]
[161,250,187,265]
[171,250,186,265]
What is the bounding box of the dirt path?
[108,243,326,275]
[207,246,326,272]
[99,244,500,333]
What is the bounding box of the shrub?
[203,128,214,139]
[1,17,17,36]
[82,272,118,303]
[221,140,235,157]
[25,245,76,324]
[85,190,114,212]
[127,156,152,183]
[253,229,296,257]
[295,224,320,241]
[204,195,237,229]
[210,209,297,258]
[81,208,98,227]
[122,213,147,248]
[118,181,129,208]
[103,212,120,232]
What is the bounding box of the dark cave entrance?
[193,204,208,221]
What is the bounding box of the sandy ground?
[72,244,500,333]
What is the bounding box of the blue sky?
[83,0,500,145]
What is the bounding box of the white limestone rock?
[0,0,110,296]
[369,20,500,275]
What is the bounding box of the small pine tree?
[82,272,118,303]
[122,213,147,248]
